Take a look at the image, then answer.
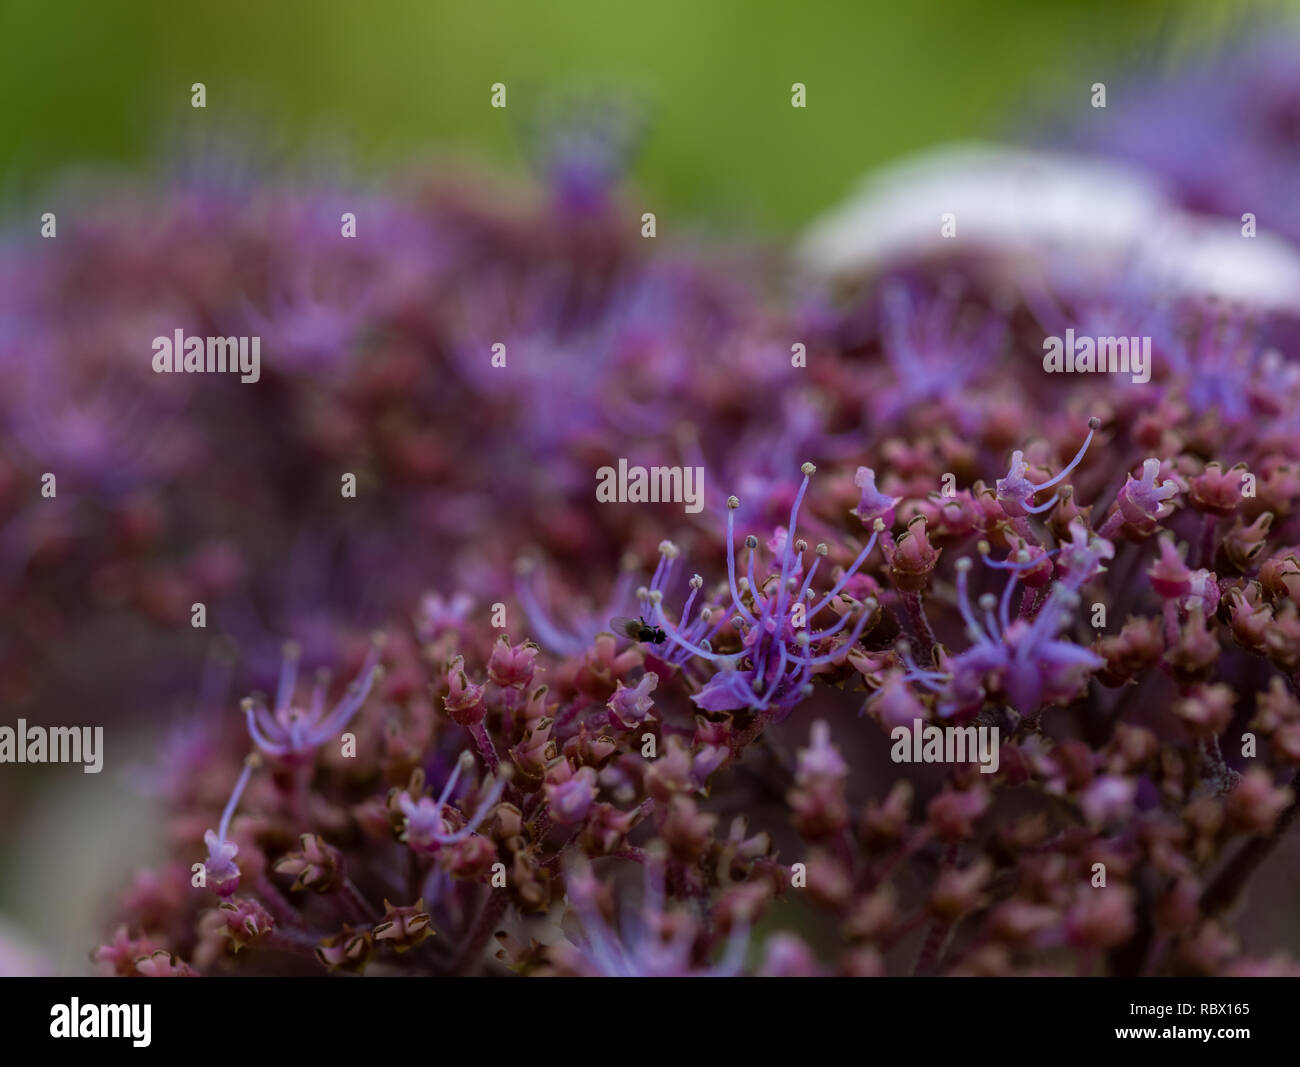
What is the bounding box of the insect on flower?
[610,614,667,645]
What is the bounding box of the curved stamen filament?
[244,705,291,757]
[778,474,813,599]
[758,645,789,706]
[218,755,257,843]
[808,530,879,619]
[275,642,301,715]
[1032,419,1098,493]
[790,605,873,667]
[954,561,986,645]
[650,602,730,663]
[725,505,757,627]
[795,553,823,605]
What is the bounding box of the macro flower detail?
[606,672,658,728]
[1100,458,1184,538]
[315,926,373,973]
[211,897,275,951]
[47,27,1300,984]
[372,900,434,952]
[202,753,261,898]
[416,592,474,643]
[904,550,1103,720]
[851,466,900,528]
[273,834,343,893]
[133,951,198,978]
[653,464,880,724]
[92,927,164,977]
[550,858,749,977]
[544,764,599,824]
[995,418,1099,517]
[242,639,384,759]
[397,752,505,851]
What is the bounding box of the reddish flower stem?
[468,721,500,775]
[1200,769,1300,916]
[902,590,937,662]
[453,890,508,975]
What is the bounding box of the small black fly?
[610,614,667,645]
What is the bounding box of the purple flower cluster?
[22,38,1300,977]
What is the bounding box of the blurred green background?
[0,0,1260,232]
